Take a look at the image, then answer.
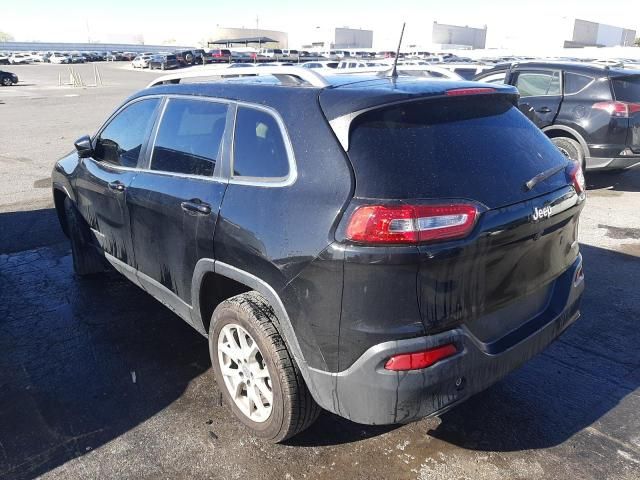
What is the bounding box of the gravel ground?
[0,62,639,480]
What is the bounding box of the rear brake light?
[574,264,584,286]
[346,204,478,244]
[592,101,640,118]
[384,344,457,371]
[446,87,496,96]
[566,162,585,195]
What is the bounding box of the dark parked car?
[52,68,585,442]
[148,54,180,70]
[0,70,18,86]
[174,49,199,66]
[475,62,640,171]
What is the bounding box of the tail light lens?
[566,162,586,194]
[346,204,478,244]
[592,101,640,118]
[384,344,457,371]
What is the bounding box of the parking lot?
[1,62,639,479]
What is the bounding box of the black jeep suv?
[475,62,640,171]
[52,69,586,442]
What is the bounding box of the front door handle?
[181,199,211,215]
[536,107,552,113]
[108,181,125,192]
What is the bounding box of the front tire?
[1,77,12,86]
[209,292,320,442]
[64,197,106,276]
[552,137,585,170]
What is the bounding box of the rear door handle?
[181,199,211,215]
[536,107,552,113]
[108,181,125,192]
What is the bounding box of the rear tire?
[64,197,106,276]
[209,291,320,443]
[552,137,585,170]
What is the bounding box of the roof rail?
[146,66,331,88]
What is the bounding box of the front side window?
[232,107,289,180]
[515,71,561,97]
[94,98,159,167]
[151,98,228,177]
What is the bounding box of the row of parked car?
[0,51,111,64]
[298,57,640,172]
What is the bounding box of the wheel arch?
[542,125,590,158]
[52,183,73,238]
[191,259,322,401]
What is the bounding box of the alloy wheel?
[217,323,273,423]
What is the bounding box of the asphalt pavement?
[0,62,639,480]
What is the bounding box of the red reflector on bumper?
[384,344,458,371]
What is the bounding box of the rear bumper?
[307,255,584,425]
[585,146,640,171]
[586,156,640,171]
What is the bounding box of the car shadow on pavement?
[0,233,210,480]
[0,208,65,254]
[426,243,640,452]
[284,411,399,447]
[586,167,640,193]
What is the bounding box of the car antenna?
[389,22,406,79]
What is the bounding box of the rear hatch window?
[347,96,569,209]
[612,75,640,102]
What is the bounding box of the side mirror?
[74,135,94,159]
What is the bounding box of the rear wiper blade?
[524,163,568,191]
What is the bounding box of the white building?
[485,17,636,51]
[300,27,373,51]
[567,19,636,47]
[431,22,487,50]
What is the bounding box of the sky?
[1,0,639,49]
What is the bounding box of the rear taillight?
[384,344,457,371]
[446,87,496,96]
[574,263,585,286]
[345,204,478,245]
[566,162,586,195]
[592,101,640,118]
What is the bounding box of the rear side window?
[453,68,477,80]
[151,98,228,177]
[95,98,159,167]
[612,76,640,102]
[347,97,570,207]
[477,71,506,84]
[564,72,593,95]
[232,107,289,180]
[515,71,561,97]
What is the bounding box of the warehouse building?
[566,19,636,47]
[300,27,373,50]
[431,22,487,50]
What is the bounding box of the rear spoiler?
[328,87,519,151]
